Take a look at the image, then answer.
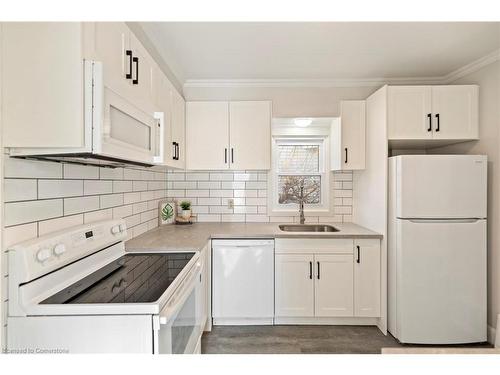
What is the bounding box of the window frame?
[269,136,331,215]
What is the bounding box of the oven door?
[153,260,204,354]
[96,84,163,166]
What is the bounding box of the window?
[270,138,330,213]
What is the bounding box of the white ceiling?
[139,22,500,84]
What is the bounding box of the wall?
[167,170,353,223]
[427,60,500,336]
[183,85,377,118]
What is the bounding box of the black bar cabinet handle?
[345,148,348,164]
[125,50,133,79]
[231,148,234,164]
[132,56,139,85]
[176,143,179,160]
[427,113,432,132]
[173,142,179,160]
[309,261,312,280]
[356,245,361,264]
[317,261,320,280]
[435,113,440,132]
[224,148,228,164]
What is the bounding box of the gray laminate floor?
[201,325,492,354]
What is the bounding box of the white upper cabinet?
[91,22,132,97]
[431,86,479,140]
[229,101,272,170]
[128,33,155,112]
[186,102,229,170]
[388,86,433,140]
[315,254,354,317]
[2,23,86,148]
[331,100,366,170]
[170,89,186,169]
[354,239,381,317]
[185,101,272,170]
[388,85,478,141]
[155,72,174,167]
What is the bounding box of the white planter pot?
[181,209,191,219]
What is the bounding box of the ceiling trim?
[182,48,500,89]
[441,48,500,83]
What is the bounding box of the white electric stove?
[7,219,206,354]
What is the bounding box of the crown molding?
[183,48,500,90]
[441,48,500,84]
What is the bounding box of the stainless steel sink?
[278,224,340,233]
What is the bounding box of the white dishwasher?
[212,239,274,325]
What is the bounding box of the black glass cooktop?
[41,252,195,304]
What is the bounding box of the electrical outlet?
[227,198,234,209]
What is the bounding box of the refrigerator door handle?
[407,218,482,224]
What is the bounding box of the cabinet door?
[2,23,86,148]
[129,33,155,112]
[186,102,229,170]
[340,100,365,170]
[155,72,174,166]
[229,101,271,170]
[314,254,354,317]
[171,90,186,169]
[431,85,479,140]
[275,254,314,317]
[388,86,432,139]
[354,239,381,317]
[92,22,131,96]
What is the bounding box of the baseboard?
[487,324,496,347]
[274,317,378,325]
[213,317,274,326]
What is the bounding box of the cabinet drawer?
[275,238,354,254]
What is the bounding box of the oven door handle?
[158,262,201,325]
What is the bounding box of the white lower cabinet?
[275,254,315,317]
[354,239,381,317]
[315,254,354,317]
[274,238,381,321]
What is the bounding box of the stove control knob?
[53,243,66,256]
[111,225,120,235]
[119,224,126,232]
[36,248,52,263]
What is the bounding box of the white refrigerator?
[388,155,487,344]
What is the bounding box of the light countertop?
[125,222,382,253]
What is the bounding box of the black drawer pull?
[356,245,361,263]
[309,261,312,279]
[435,113,440,132]
[427,113,432,131]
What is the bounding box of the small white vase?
[181,209,191,219]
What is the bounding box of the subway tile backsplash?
[3,157,168,247]
[167,170,353,224]
[3,160,354,248]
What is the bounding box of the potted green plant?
[179,200,192,219]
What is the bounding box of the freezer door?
[396,219,487,344]
[394,155,487,218]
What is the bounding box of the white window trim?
[268,135,332,216]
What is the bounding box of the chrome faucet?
[299,185,305,225]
